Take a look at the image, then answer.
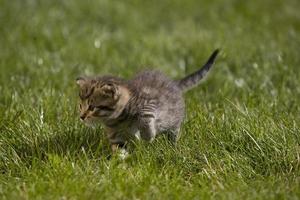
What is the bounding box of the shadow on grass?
[1,127,111,174]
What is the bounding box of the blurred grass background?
[0,0,300,199]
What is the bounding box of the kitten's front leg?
[139,117,157,142]
[110,143,126,153]
[106,127,128,159]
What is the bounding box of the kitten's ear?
[76,77,86,87]
[101,83,118,98]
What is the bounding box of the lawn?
[0,0,300,199]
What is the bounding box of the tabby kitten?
[76,49,219,153]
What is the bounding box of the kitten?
[76,49,219,153]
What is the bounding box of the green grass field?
[1,0,300,199]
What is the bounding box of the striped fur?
[76,49,219,154]
[177,49,219,91]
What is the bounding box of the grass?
[0,0,300,199]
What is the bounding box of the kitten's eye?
[97,105,114,111]
[79,104,82,109]
[88,105,95,111]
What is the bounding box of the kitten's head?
[76,76,129,126]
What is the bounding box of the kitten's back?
[129,70,185,132]
[127,49,219,132]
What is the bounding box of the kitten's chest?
[112,119,141,140]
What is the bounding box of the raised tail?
[177,49,219,91]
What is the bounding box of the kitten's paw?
[117,149,129,160]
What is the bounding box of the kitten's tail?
[177,49,219,92]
